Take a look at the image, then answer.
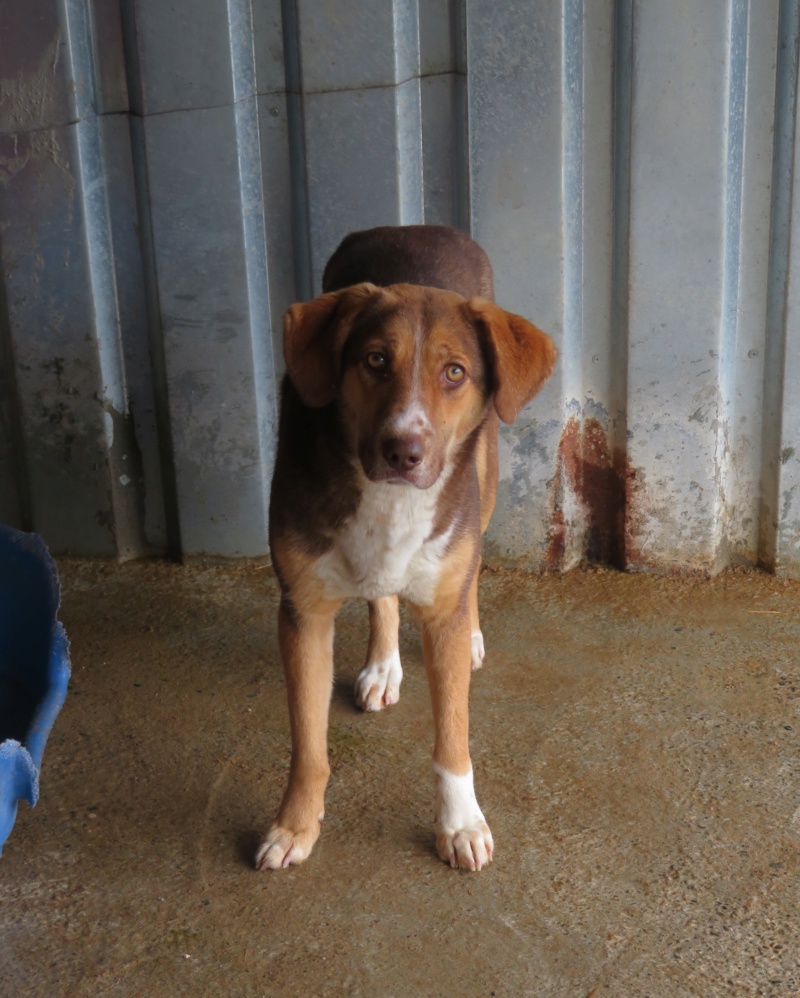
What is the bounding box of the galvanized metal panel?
[0,1,166,557]
[142,104,276,558]
[304,83,421,286]
[625,0,730,572]
[2,120,139,555]
[127,0,240,114]
[2,0,800,575]
[296,0,415,92]
[0,1,83,133]
[466,0,568,566]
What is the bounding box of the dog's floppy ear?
[283,283,379,407]
[469,300,558,424]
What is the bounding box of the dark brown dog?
[257,225,557,872]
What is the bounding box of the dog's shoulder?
[268,377,361,556]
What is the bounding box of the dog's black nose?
[382,436,424,472]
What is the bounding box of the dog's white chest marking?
[314,478,452,604]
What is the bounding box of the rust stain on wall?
[547,416,631,570]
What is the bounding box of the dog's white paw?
[255,821,320,871]
[354,650,403,711]
[470,630,485,671]
[433,765,493,871]
[436,823,494,871]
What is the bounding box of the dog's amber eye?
[365,352,387,372]
[445,364,466,384]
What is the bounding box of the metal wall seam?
[118,0,183,557]
[227,0,279,511]
[0,267,28,530]
[763,0,800,571]
[561,0,585,472]
[610,0,633,566]
[551,0,625,571]
[716,0,750,571]
[280,0,313,304]
[722,0,780,571]
[451,0,471,232]
[775,0,800,572]
[558,0,588,571]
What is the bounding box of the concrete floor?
[3,561,800,997]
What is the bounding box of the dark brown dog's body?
[258,225,556,872]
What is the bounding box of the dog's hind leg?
[354,595,402,711]
[467,569,485,671]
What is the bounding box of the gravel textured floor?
[3,561,799,996]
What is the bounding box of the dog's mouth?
[359,446,442,489]
[366,463,435,488]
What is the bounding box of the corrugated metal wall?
[2,0,800,574]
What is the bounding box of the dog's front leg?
[419,600,493,871]
[256,597,338,870]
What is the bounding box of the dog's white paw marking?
[354,650,403,711]
[433,764,494,871]
[255,821,320,871]
[470,630,485,671]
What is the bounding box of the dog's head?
[283,283,557,489]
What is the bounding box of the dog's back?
[322,224,495,301]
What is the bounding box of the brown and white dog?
[256,225,556,872]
